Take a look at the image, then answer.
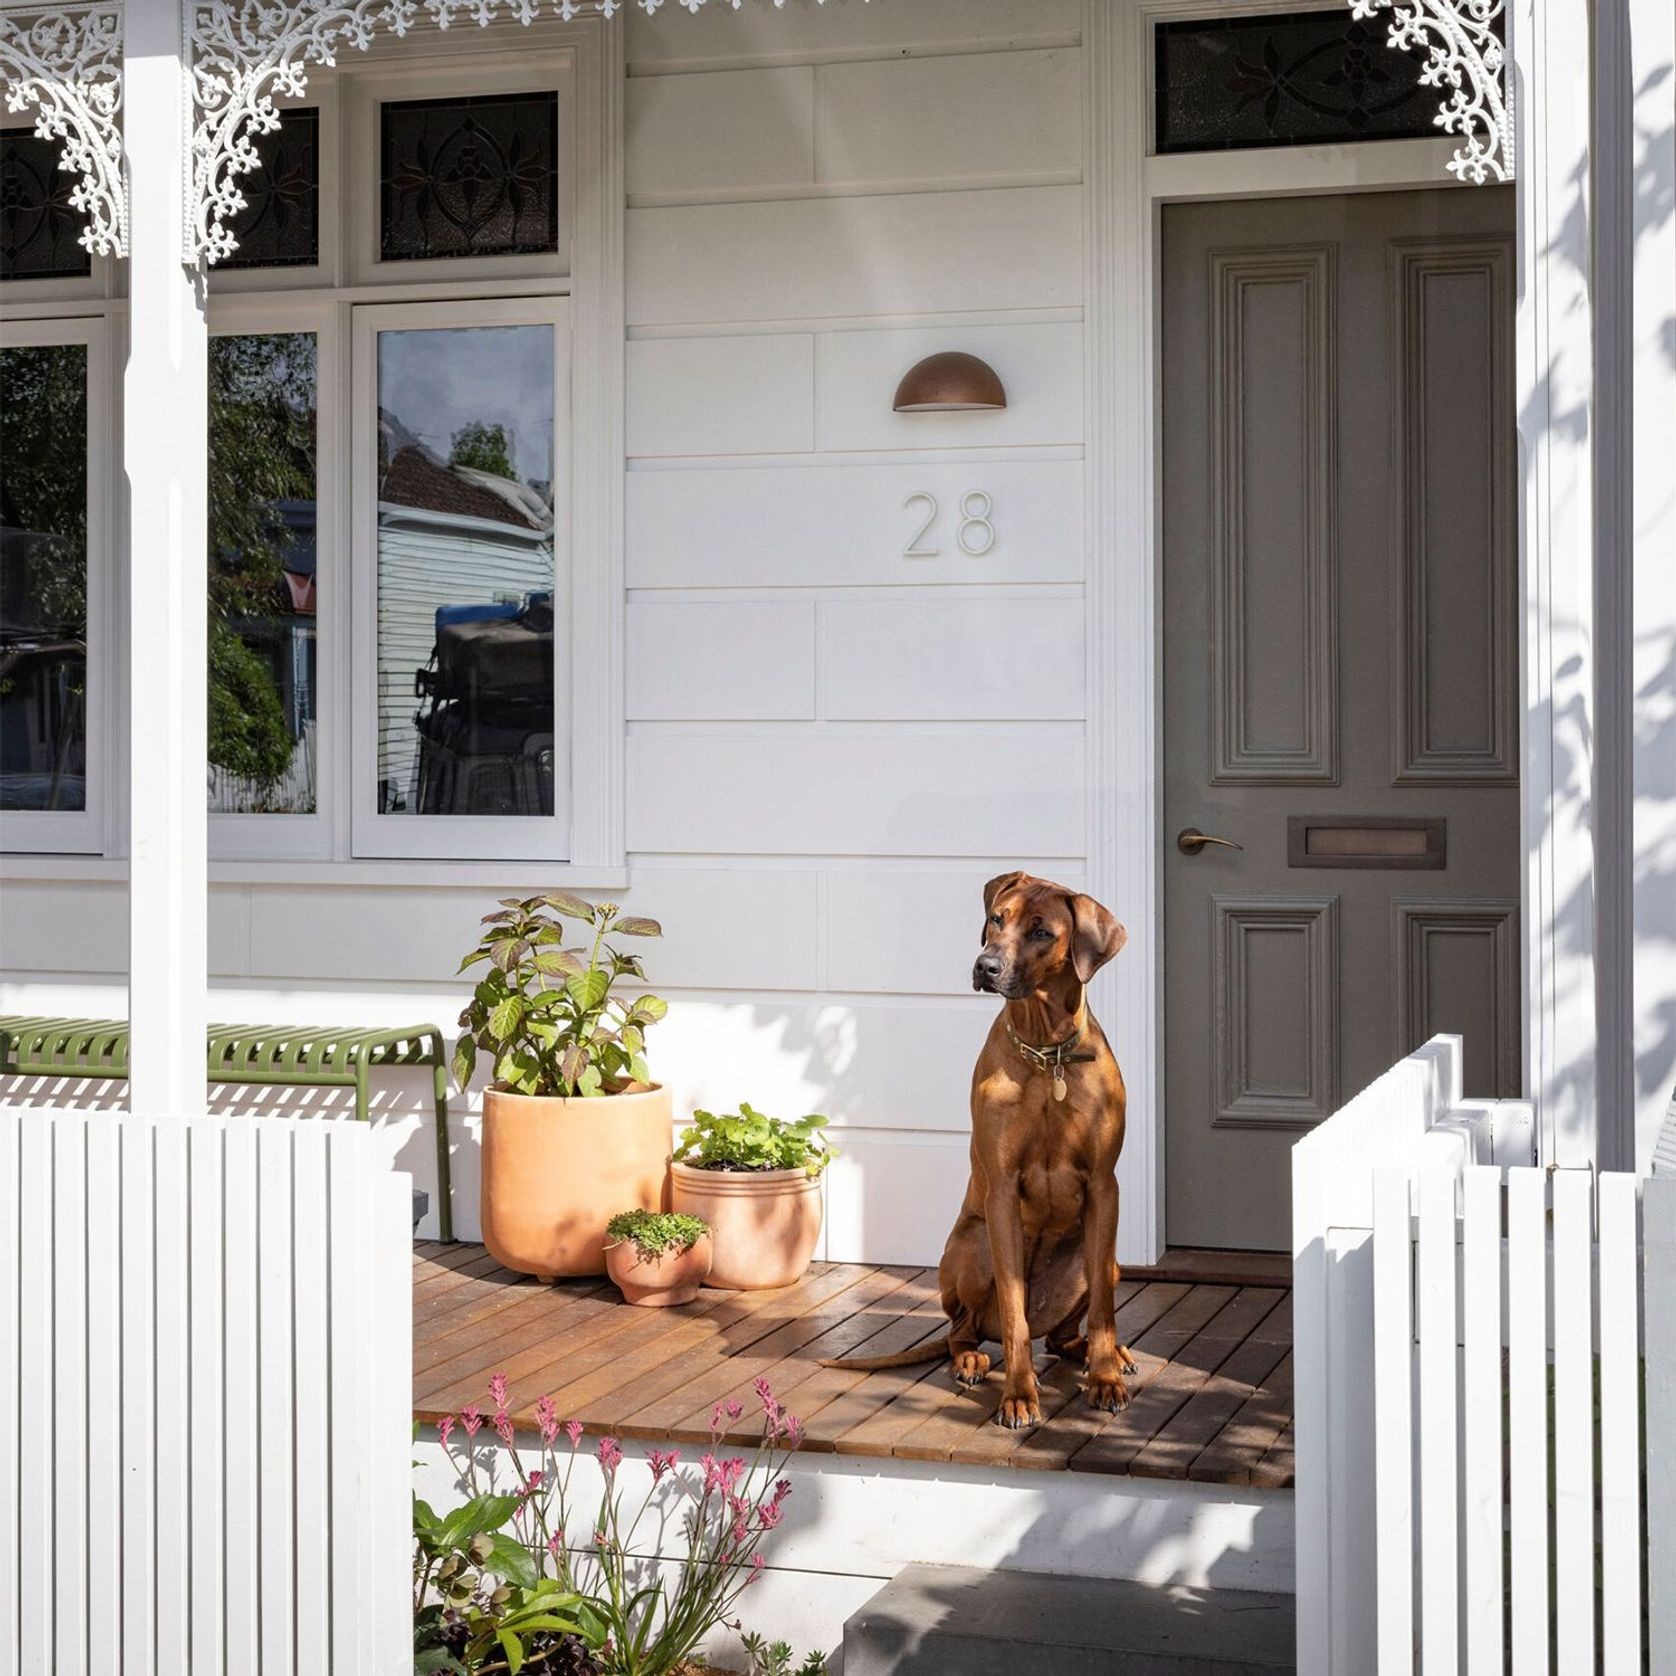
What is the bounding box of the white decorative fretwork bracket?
[0,0,126,256]
[1353,0,1511,182]
[0,0,1511,272]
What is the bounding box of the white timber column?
[1628,0,1676,1170]
[1514,0,1600,1167]
[123,0,207,1117]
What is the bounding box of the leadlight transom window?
[0,133,93,282]
[1155,10,1443,154]
[379,90,560,263]
[219,107,321,272]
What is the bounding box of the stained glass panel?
[379,91,559,263]
[0,133,92,281]
[219,107,320,272]
[1155,11,1443,154]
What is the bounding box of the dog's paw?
[951,1349,991,1387]
[998,1387,1042,1429]
[1118,1344,1138,1377]
[1086,1373,1131,1413]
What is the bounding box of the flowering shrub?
[415,1372,805,1676]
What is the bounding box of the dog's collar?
[1005,1016,1096,1102]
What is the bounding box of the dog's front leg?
[1082,1173,1131,1411]
[985,1181,1040,1428]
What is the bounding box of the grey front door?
[1162,187,1519,1251]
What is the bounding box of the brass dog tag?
[1053,1067,1068,1102]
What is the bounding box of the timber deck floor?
[412,1244,1295,1488]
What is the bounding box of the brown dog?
[826,872,1134,1428]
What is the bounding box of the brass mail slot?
[1287,816,1446,869]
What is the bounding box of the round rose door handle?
[1176,828,1243,855]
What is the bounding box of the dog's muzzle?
[972,953,1015,995]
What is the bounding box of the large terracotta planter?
[605,1232,713,1307]
[480,1083,672,1279]
[669,1160,823,1290]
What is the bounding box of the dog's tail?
[818,1334,950,1372]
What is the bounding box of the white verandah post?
[122,0,207,1118]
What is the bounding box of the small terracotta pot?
[669,1160,823,1290]
[605,1232,713,1307]
[480,1083,672,1279]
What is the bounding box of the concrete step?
[842,1563,1294,1676]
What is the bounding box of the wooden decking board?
[1060,1288,1281,1477]
[653,1266,922,1446]
[610,1264,881,1437]
[412,1250,1294,1487]
[689,1268,939,1447]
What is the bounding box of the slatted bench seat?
[0,1016,454,1241]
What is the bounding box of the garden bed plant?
[415,1372,808,1675]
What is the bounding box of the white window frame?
[205,300,341,860]
[0,313,113,855]
[0,113,119,310]
[351,294,573,861]
[343,52,574,291]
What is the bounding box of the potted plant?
[455,892,668,1280]
[669,1105,834,1289]
[602,1209,713,1307]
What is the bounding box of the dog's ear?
[1069,893,1126,984]
[982,871,1027,930]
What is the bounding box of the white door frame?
[1085,0,1563,1262]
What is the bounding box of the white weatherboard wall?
[0,1,1094,1264]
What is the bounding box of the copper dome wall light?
[891,351,1008,413]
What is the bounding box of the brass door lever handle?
[1177,827,1243,855]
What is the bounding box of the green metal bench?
[0,1016,454,1241]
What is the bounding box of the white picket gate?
[1296,1035,1676,1674]
[0,1105,412,1676]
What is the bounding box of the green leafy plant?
[417,1373,806,1675]
[604,1210,709,1261]
[413,1487,592,1674]
[671,1106,835,1178]
[739,1632,827,1676]
[454,893,665,1099]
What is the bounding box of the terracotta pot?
[669,1160,823,1290]
[605,1232,713,1307]
[480,1083,672,1279]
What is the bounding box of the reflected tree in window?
[208,333,319,813]
[0,343,89,812]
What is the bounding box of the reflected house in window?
[375,414,555,817]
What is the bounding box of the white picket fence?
[1295,1034,1675,1674]
[0,1106,412,1675]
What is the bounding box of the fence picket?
[329,1125,370,1670]
[1506,1166,1550,1676]
[1647,1174,1676,1676]
[1596,1171,1642,1672]
[85,1115,121,1676]
[224,1121,262,1673]
[1459,1167,1504,1676]
[154,1118,191,1674]
[258,1123,298,1675]
[1372,1169,1415,1672]
[17,1112,53,1675]
[52,1113,88,1676]
[293,1122,333,1673]
[1416,1167,1460,1676]
[1551,1170,1595,1670]
[190,1121,228,1676]
[120,1118,157,1676]
[0,1111,18,1676]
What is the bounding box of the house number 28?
[901,491,997,558]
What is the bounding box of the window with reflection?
[0,133,92,281]
[0,342,89,812]
[208,332,319,814]
[375,323,556,817]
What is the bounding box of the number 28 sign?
[901,491,997,558]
